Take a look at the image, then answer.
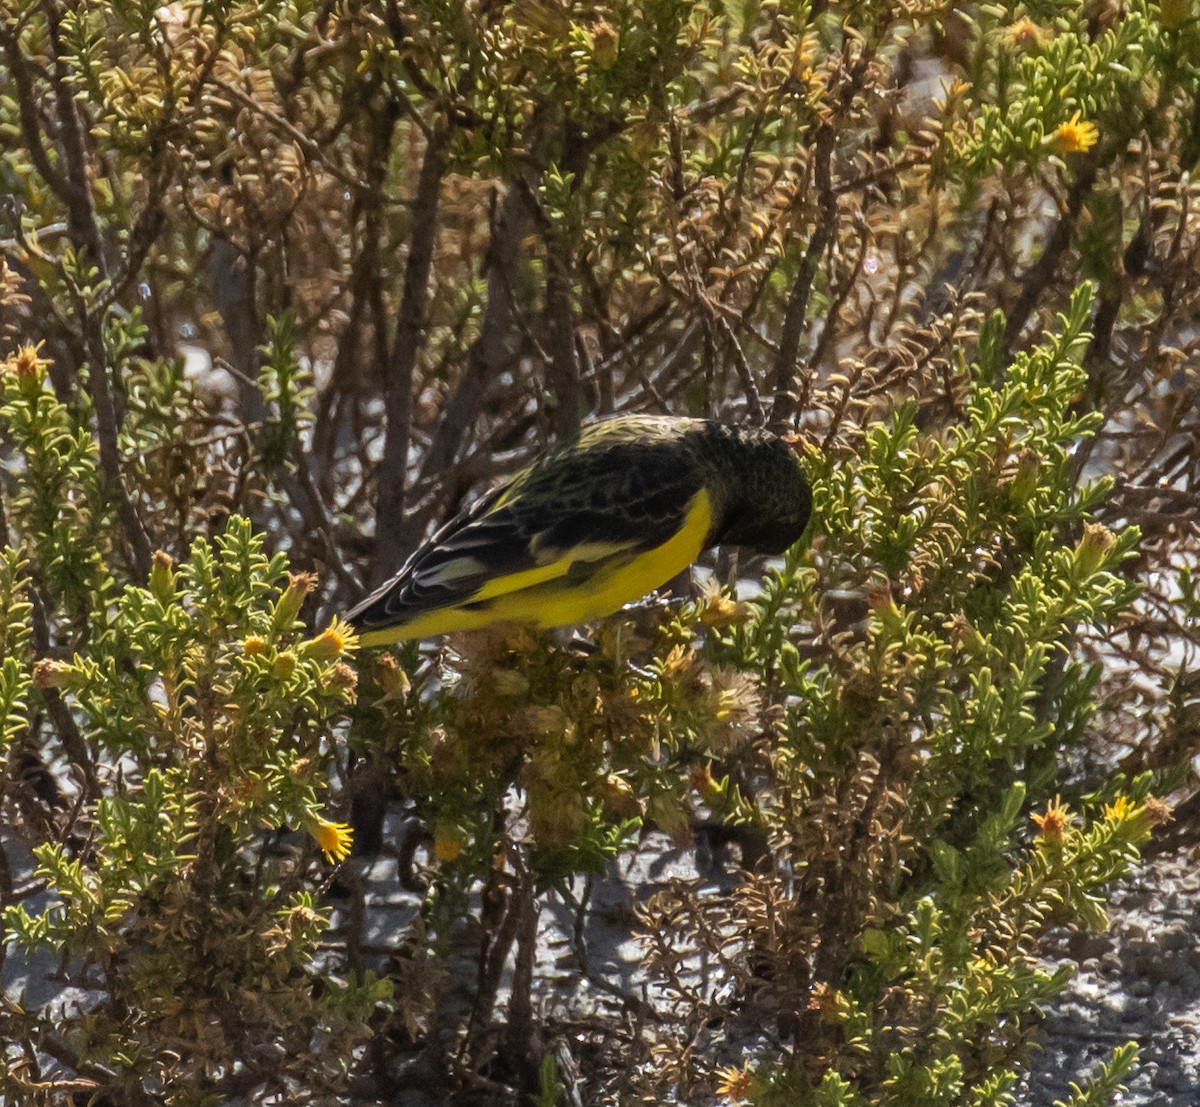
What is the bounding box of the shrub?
[2,0,1198,1103]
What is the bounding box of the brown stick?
[0,487,98,798]
[770,123,838,428]
[370,125,449,586]
[413,178,535,489]
[1004,161,1098,347]
[42,0,152,578]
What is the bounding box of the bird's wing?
[347,443,708,636]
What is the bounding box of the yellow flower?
[307,816,353,862]
[299,617,356,660]
[696,580,751,628]
[714,1065,754,1102]
[1105,794,1173,839]
[1103,794,1136,822]
[658,643,695,680]
[1051,112,1099,154]
[242,635,268,656]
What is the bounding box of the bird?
[345,414,812,645]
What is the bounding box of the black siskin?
[346,414,812,645]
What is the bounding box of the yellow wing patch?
[467,540,631,604]
[357,489,714,645]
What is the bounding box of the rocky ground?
[1021,847,1200,1106]
[7,832,1199,1104]
[400,831,1200,1106]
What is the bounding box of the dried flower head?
[696,579,751,628]
[600,773,642,819]
[1141,796,1173,828]
[32,658,68,690]
[1006,16,1050,50]
[702,665,762,750]
[591,20,619,69]
[1032,796,1072,842]
[372,653,411,704]
[491,667,531,698]
[323,661,358,699]
[1074,521,1117,575]
[273,571,318,632]
[512,703,569,738]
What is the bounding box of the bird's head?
[710,426,813,555]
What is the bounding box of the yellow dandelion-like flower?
[1051,112,1099,154]
[299,617,357,660]
[242,635,268,656]
[714,1064,754,1102]
[1104,794,1173,839]
[307,816,353,863]
[658,643,696,681]
[1103,794,1136,822]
